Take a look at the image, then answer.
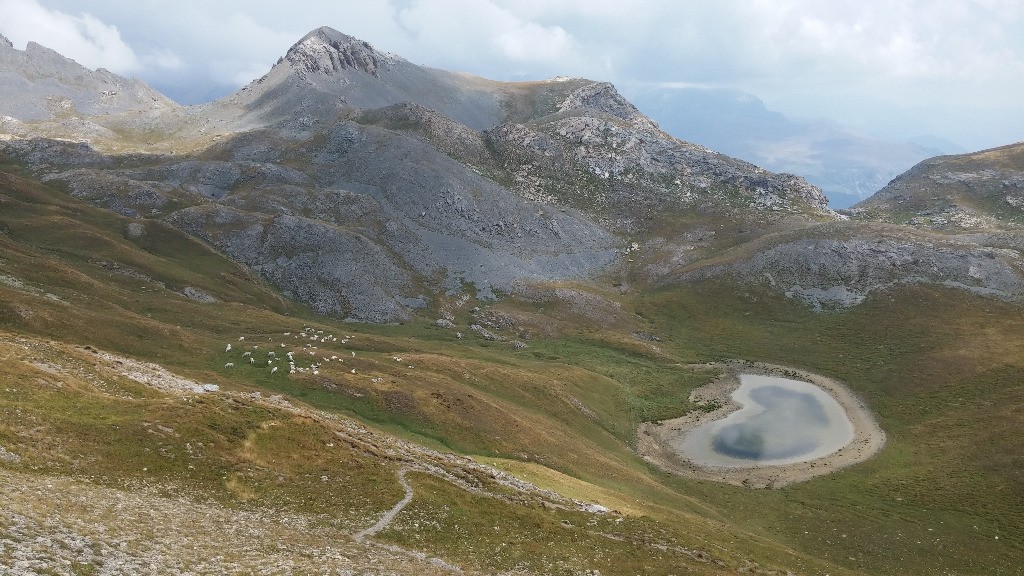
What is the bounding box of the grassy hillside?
[854,141,1024,226]
[1,165,1022,574]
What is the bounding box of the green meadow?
[1,165,1021,574]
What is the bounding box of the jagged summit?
[284,26,393,78]
[227,26,510,129]
[0,34,11,49]
[558,81,659,131]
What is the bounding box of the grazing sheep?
[225,343,232,353]
[238,336,245,341]
[271,366,278,374]
[250,357,255,364]
[224,362,234,368]
[242,351,252,357]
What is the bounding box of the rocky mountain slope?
[653,144,1024,312]
[0,27,837,322]
[0,33,176,137]
[2,26,1023,319]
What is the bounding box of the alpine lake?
[681,374,856,467]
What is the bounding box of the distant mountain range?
[629,86,959,208]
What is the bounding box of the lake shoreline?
[636,361,887,488]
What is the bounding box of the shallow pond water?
[680,374,855,467]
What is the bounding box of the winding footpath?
[354,468,416,541]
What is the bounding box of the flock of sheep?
[222,327,357,376]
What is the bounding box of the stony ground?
[0,468,461,575]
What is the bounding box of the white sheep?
[224,362,234,368]
[271,366,278,374]
[242,351,252,357]
[225,343,232,353]
[238,336,245,341]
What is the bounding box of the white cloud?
[144,49,185,71]
[4,0,1021,148]
[394,0,586,72]
[0,0,140,72]
[494,21,574,62]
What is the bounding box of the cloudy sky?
[1,0,1022,150]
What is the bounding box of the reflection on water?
[681,375,855,467]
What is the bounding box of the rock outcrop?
[671,228,1024,310]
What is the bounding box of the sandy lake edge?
[636,361,887,488]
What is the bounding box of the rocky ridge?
[0,33,175,122]
[851,142,1024,229]
[672,228,1024,310]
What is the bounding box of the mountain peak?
[0,34,12,49]
[284,26,391,78]
[559,82,660,131]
